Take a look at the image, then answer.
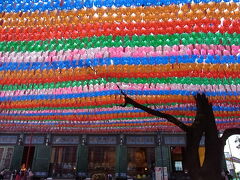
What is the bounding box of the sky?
[224,135,240,172]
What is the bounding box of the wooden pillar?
[155,146,171,170]
[115,145,128,178]
[10,145,24,171]
[76,145,88,177]
[155,134,171,176]
[32,145,51,178]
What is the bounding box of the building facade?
[0,133,201,179]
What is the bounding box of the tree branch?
[122,94,189,132]
[221,128,240,145]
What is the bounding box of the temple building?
[0,133,203,179]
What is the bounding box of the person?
[15,171,21,180]
[21,164,26,170]
[107,174,112,180]
[26,169,34,180]
[10,170,17,180]
[0,169,5,180]
[151,165,155,180]
[20,170,26,180]
[221,170,227,180]
[20,164,27,180]
[226,171,233,180]
[13,170,17,179]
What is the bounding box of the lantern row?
[1,6,240,29]
[1,22,240,42]
[1,89,240,102]
[0,107,239,120]
[1,84,240,99]
[0,117,238,126]
[0,123,188,133]
[2,105,240,116]
[1,45,240,63]
[0,113,238,133]
[0,62,240,82]
[1,55,240,71]
[1,77,239,91]
[2,3,240,23]
[1,95,238,109]
[1,33,240,54]
[2,0,240,13]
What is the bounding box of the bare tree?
[120,91,240,180]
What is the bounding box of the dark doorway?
[170,146,185,172]
[21,146,35,169]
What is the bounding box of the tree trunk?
[199,101,223,180]
[199,140,223,180]
[185,129,201,179]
